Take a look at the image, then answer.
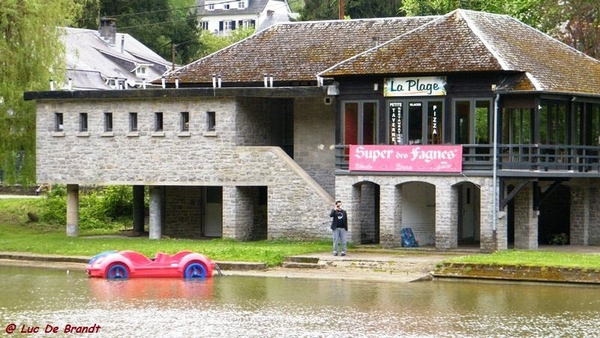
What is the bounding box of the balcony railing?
[334,144,600,174]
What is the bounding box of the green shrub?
[39,184,134,230]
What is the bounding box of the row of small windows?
[54,112,216,133]
[207,1,245,10]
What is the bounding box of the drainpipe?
[492,92,500,246]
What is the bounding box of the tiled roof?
[169,9,600,95]
[321,10,600,95]
[168,16,436,85]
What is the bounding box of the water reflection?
[0,266,599,337]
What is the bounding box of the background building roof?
[62,25,171,90]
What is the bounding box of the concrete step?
[282,261,326,269]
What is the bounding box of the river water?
[0,266,598,337]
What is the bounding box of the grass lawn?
[0,198,331,267]
[446,250,600,269]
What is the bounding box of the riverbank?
[2,247,599,284]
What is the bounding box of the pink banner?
[349,145,463,172]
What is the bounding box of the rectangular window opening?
[181,112,190,132]
[207,111,216,131]
[129,112,138,132]
[155,112,163,132]
[79,113,88,132]
[104,112,113,132]
[55,113,64,132]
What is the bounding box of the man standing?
[330,200,348,256]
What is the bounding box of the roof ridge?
[458,10,511,71]
[317,15,445,78]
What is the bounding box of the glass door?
[343,101,378,145]
[388,100,444,145]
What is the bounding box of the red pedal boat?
[86,250,216,279]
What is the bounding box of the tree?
[400,0,600,59]
[0,0,80,185]
[73,0,201,65]
[300,0,403,20]
[539,0,600,59]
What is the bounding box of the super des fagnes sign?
[349,145,462,172]
[384,76,447,97]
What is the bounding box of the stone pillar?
[435,183,457,249]
[481,178,507,251]
[222,186,252,241]
[570,185,589,245]
[132,185,145,234]
[346,183,361,244]
[514,184,538,249]
[379,184,397,248]
[149,186,164,240]
[66,184,79,237]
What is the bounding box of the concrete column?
[435,183,457,249]
[132,185,145,234]
[346,183,361,244]
[379,184,397,248]
[222,186,252,241]
[149,186,164,240]
[514,184,538,249]
[481,178,507,251]
[570,185,589,245]
[66,184,79,237]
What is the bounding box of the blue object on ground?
[401,228,419,247]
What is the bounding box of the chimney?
[99,17,117,46]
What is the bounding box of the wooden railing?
[335,144,600,174]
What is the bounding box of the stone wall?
[35,95,335,241]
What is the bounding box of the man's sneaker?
[333,252,338,256]
[341,252,346,256]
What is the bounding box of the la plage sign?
[349,145,462,172]
[383,76,447,97]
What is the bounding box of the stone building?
[26,10,600,251]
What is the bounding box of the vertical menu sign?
[390,102,402,145]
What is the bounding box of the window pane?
[362,102,377,145]
[475,101,491,144]
[408,102,423,144]
[344,102,358,145]
[455,101,470,144]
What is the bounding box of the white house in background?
[195,0,295,35]
[60,17,172,90]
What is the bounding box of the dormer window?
[224,4,230,10]
[208,3,214,10]
[136,66,147,76]
[238,1,245,9]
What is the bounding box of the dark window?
[79,113,88,132]
[104,113,113,132]
[207,111,216,131]
[129,113,138,132]
[55,113,64,132]
[155,112,163,132]
[181,112,190,132]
